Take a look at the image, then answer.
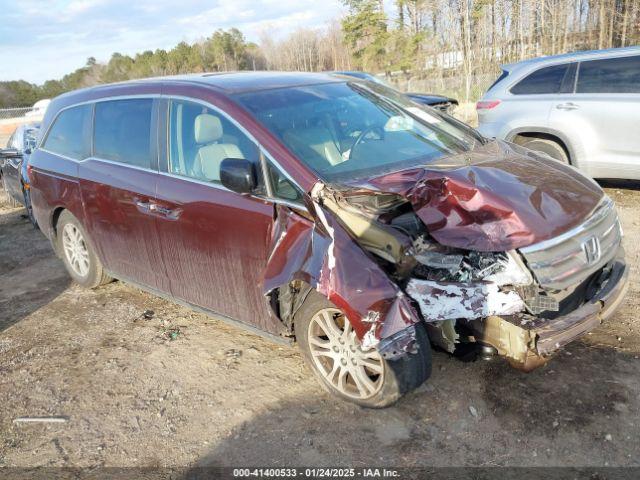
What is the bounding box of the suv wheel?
[519,137,569,164]
[295,293,432,408]
[57,210,112,288]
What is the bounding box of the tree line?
[1,0,638,108]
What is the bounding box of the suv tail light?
[476,100,501,110]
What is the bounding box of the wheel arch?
[49,206,104,267]
[506,127,577,166]
[266,279,315,340]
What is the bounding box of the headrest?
[194,114,222,144]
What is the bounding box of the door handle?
[556,102,579,111]
[134,199,152,213]
[149,203,182,220]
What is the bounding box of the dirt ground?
[0,181,639,471]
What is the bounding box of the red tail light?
[27,164,33,178]
[476,100,501,110]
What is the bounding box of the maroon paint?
[347,140,604,251]
[29,151,83,240]
[263,204,420,342]
[154,174,283,335]
[78,160,169,292]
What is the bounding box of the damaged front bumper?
[469,248,629,371]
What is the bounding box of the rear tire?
[519,137,569,164]
[295,293,432,408]
[56,210,112,288]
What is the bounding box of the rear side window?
[94,99,153,168]
[487,70,509,92]
[577,56,640,93]
[511,63,576,95]
[42,105,91,160]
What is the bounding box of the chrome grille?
[519,197,622,290]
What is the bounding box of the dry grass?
[451,102,478,128]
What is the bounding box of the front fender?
[262,200,421,358]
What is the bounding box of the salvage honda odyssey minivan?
[29,72,628,407]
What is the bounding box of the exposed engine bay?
[306,180,623,370]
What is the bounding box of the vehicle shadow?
[0,206,70,333]
[183,341,639,470]
[598,179,640,191]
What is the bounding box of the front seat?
[283,127,344,170]
[193,113,244,181]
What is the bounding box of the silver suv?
[477,47,640,180]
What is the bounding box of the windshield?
[236,81,479,182]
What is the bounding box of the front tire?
[295,293,432,408]
[56,210,112,288]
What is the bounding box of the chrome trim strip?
[520,196,614,254]
[156,170,307,210]
[83,156,157,173]
[38,148,82,163]
[157,170,230,191]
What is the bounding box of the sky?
[0,0,350,84]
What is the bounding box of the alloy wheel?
[62,223,90,277]
[307,308,384,399]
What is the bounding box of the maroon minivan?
[29,72,628,407]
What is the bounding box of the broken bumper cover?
[462,248,628,371]
[533,249,629,357]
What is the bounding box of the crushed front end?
[307,175,628,370]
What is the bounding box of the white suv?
[477,47,640,180]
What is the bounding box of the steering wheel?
[348,126,384,160]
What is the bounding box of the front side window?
[168,99,260,184]
[511,63,575,95]
[236,82,477,182]
[94,99,153,168]
[577,56,640,93]
[42,105,91,160]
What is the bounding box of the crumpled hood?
[345,140,604,251]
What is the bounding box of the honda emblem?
[582,236,601,265]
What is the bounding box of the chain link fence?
[0,107,39,147]
[0,107,32,121]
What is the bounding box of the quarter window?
[42,105,91,160]
[94,99,153,168]
[511,63,575,95]
[576,56,640,93]
[168,99,260,184]
[265,161,302,202]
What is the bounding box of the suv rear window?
[511,63,576,95]
[42,105,91,160]
[94,99,153,168]
[577,55,640,93]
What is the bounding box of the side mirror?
[220,158,257,194]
